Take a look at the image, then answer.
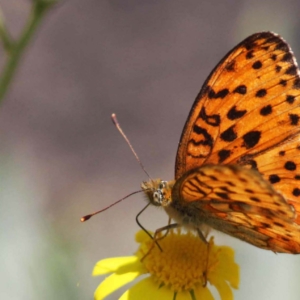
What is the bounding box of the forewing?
[172,165,300,253]
[175,31,300,225]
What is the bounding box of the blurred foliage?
[0,0,57,101]
[0,1,89,299]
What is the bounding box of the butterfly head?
[141,179,175,207]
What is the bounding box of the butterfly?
[142,32,300,253]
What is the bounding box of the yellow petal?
[175,290,197,300]
[94,270,142,300]
[93,256,145,276]
[211,246,239,289]
[119,277,173,300]
[194,285,214,300]
[211,278,233,300]
[135,230,153,243]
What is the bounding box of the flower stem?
[0,0,57,102]
[0,7,13,52]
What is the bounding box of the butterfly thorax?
[141,177,210,231]
[141,179,175,207]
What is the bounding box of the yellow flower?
[93,230,239,300]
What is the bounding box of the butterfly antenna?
[81,190,144,222]
[111,113,152,180]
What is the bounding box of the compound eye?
[153,191,162,203]
[159,181,167,189]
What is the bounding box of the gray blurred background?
[1,0,300,299]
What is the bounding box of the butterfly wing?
[175,32,300,232]
[176,32,300,177]
[171,165,300,253]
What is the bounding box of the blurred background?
[1,0,300,299]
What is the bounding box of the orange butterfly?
[142,32,300,253]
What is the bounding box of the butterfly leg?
[141,222,180,262]
[196,228,210,287]
[202,240,212,287]
[196,228,208,244]
[156,217,173,241]
[136,203,165,251]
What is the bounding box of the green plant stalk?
[0,9,13,52]
[0,1,56,102]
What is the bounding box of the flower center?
[137,230,218,293]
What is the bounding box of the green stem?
[0,6,13,52]
[0,0,56,102]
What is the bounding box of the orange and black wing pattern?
[172,165,300,253]
[173,32,300,253]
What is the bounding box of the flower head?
[93,230,239,300]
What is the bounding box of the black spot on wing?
[275,65,282,73]
[250,197,260,202]
[190,125,213,158]
[225,60,236,71]
[289,114,300,125]
[208,88,229,99]
[225,181,235,187]
[269,174,280,183]
[244,39,257,50]
[242,131,261,149]
[219,186,232,192]
[292,188,300,196]
[192,126,213,144]
[233,85,247,95]
[286,95,295,104]
[260,105,272,116]
[284,161,296,171]
[282,52,293,63]
[220,125,237,142]
[218,149,231,163]
[255,89,267,98]
[273,222,284,228]
[215,192,230,200]
[285,65,298,75]
[261,222,271,228]
[252,61,262,69]
[294,78,300,89]
[279,79,287,86]
[199,107,220,126]
[227,106,247,120]
[248,160,258,169]
[246,50,254,59]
